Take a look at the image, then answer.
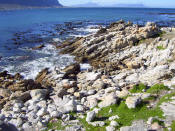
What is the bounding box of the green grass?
[171,121,175,131]
[143,96,157,102]
[157,45,166,50]
[152,119,165,126]
[146,84,169,94]
[47,119,65,130]
[158,31,166,37]
[157,92,175,106]
[79,118,107,131]
[97,102,163,128]
[130,83,147,93]
[79,101,164,130]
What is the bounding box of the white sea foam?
[70,25,99,37]
[80,63,92,71]
[3,44,75,79]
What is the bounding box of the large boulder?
[98,93,119,108]
[125,96,141,109]
[86,111,96,122]
[8,79,42,92]
[30,89,48,101]
[62,63,80,78]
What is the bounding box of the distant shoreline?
[0,5,175,11]
[0,4,63,11]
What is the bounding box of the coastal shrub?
[130,83,147,93]
[146,84,169,94]
[157,45,166,50]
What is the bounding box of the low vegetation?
[130,83,169,94]
[130,83,147,93]
[47,85,173,131]
[146,84,169,94]
[157,45,166,50]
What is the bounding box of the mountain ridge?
[0,0,62,9]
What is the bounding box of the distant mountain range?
[0,0,62,9]
[72,3,146,8]
[114,4,146,8]
[72,2,99,7]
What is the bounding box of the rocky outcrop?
[59,21,161,73]
[1,21,175,131]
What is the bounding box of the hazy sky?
[59,0,175,8]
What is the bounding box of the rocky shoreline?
[1,20,175,131]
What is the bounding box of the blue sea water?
[0,7,175,79]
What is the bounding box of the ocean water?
[0,7,175,79]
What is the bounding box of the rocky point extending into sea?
[1,20,175,131]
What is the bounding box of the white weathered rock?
[89,121,105,127]
[58,99,77,113]
[120,120,148,131]
[105,87,118,94]
[37,108,47,117]
[30,89,48,101]
[86,111,96,122]
[87,72,101,81]
[22,122,32,129]
[117,89,129,98]
[93,108,101,114]
[0,114,5,120]
[87,98,98,109]
[106,126,116,131]
[125,73,139,83]
[87,90,96,96]
[98,93,118,108]
[126,96,141,109]
[13,107,21,113]
[76,105,84,112]
[110,121,119,127]
[109,115,120,121]
[50,111,62,118]
[91,79,106,90]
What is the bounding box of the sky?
[59,0,175,8]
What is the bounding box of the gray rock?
[85,72,101,81]
[87,98,98,109]
[9,118,23,127]
[110,121,119,127]
[116,89,129,98]
[62,114,71,121]
[120,120,148,131]
[125,96,141,109]
[106,126,115,131]
[58,99,77,113]
[98,93,118,108]
[91,79,106,90]
[36,108,47,117]
[76,105,84,112]
[86,111,96,122]
[50,111,62,118]
[89,121,105,127]
[30,89,48,101]
[109,115,120,121]
[87,90,96,96]
[0,114,5,121]
[65,125,83,131]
